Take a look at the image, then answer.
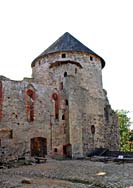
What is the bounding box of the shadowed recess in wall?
[49,60,83,69]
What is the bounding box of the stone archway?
[63,144,72,158]
[30,137,47,157]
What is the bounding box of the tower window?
[64,72,67,77]
[52,93,59,120]
[54,148,57,152]
[62,114,65,120]
[62,53,66,58]
[90,56,93,61]
[75,68,77,74]
[65,99,68,106]
[91,125,95,134]
[26,89,35,122]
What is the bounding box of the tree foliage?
[115,110,132,151]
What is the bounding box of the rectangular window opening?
[62,53,66,58]
[90,56,93,61]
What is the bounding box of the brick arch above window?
[52,92,59,120]
[25,86,35,122]
[27,89,35,100]
[52,93,58,101]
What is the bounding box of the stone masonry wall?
[0,50,120,160]
[0,79,54,159]
[31,51,118,158]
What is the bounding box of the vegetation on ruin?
[116,110,133,151]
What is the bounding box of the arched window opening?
[52,93,59,120]
[26,89,35,122]
[63,144,72,157]
[64,72,67,77]
[54,148,58,152]
[65,99,68,106]
[52,93,58,101]
[91,125,95,135]
[62,114,65,120]
[62,53,66,58]
[27,89,34,99]
[90,56,93,61]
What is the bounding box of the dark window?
[52,93,59,120]
[10,130,13,139]
[75,68,77,74]
[91,125,95,134]
[26,89,35,122]
[64,72,67,77]
[66,99,68,106]
[55,114,59,120]
[27,89,34,99]
[54,148,57,152]
[31,137,47,157]
[62,114,65,120]
[52,93,58,101]
[90,56,93,61]
[62,53,66,58]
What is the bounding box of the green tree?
[128,130,133,151]
[115,110,132,151]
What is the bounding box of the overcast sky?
[0,0,133,128]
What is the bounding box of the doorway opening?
[31,137,47,157]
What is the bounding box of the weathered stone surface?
[0,33,119,160]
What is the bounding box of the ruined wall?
[49,90,70,157]
[0,79,54,159]
[32,51,108,157]
[103,90,120,151]
[0,50,120,160]
[0,76,70,159]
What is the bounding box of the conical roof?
[31,32,105,68]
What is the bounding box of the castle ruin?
[0,32,119,159]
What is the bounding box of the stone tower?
[0,32,119,159]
